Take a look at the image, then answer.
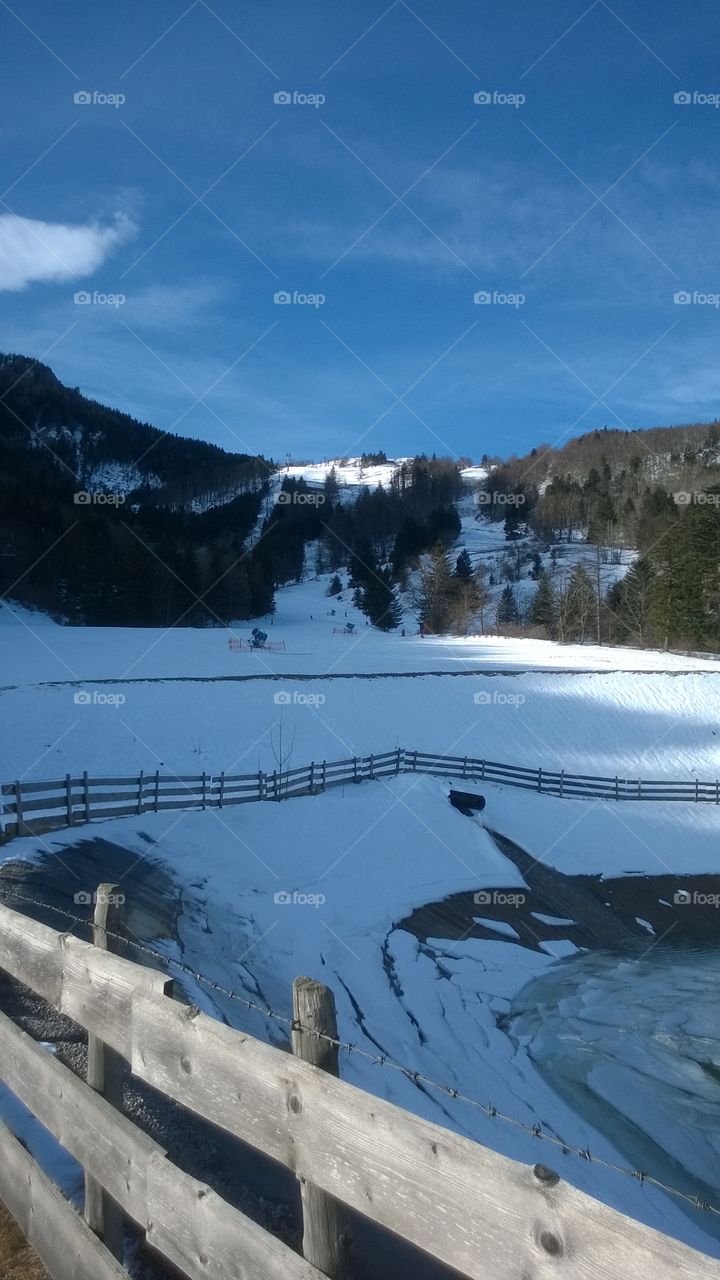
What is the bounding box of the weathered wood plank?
[84,885,125,1259]
[131,992,720,1280]
[0,1011,322,1280]
[0,901,171,1056]
[0,1121,128,1280]
[292,978,353,1279]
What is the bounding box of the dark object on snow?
[449,789,486,815]
[250,627,268,648]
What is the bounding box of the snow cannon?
[250,628,268,648]
[449,789,486,816]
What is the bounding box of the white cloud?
[0,212,136,292]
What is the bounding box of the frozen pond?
[507,942,720,1238]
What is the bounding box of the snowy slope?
[5,777,719,1257]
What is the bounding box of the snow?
[530,912,576,926]
[4,563,720,1257]
[4,775,718,1255]
[2,572,720,800]
[473,916,521,939]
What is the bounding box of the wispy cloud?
[0,211,137,292]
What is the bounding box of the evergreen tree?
[455,549,473,580]
[359,567,403,631]
[327,573,343,597]
[560,564,597,642]
[528,570,558,636]
[495,584,519,631]
[414,544,454,632]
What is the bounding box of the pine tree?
[560,563,597,642]
[495,584,519,631]
[528,570,558,636]
[359,567,402,630]
[455,548,473,580]
[327,573,343,597]
[414,543,454,632]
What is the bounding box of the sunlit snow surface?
[4,569,720,1257]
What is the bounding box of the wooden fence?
[1,894,719,1280]
[3,747,719,838]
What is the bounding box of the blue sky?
[1,0,720,462]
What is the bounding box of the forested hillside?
[0,354,273,625]
[2,354,719,649]
[475,424,720,652]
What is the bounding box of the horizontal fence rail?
[3,747,719,837]
[1,898,720,1280]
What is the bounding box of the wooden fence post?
[65,773,72,826]
[292,977,353,1279]
[83,771,90,823]
[201,771,208,810]
[14,780,25,836]
[154,770,160,812]
[85,883,125,1261]
[136,770,144,816]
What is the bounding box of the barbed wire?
[1,887,719,1220]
